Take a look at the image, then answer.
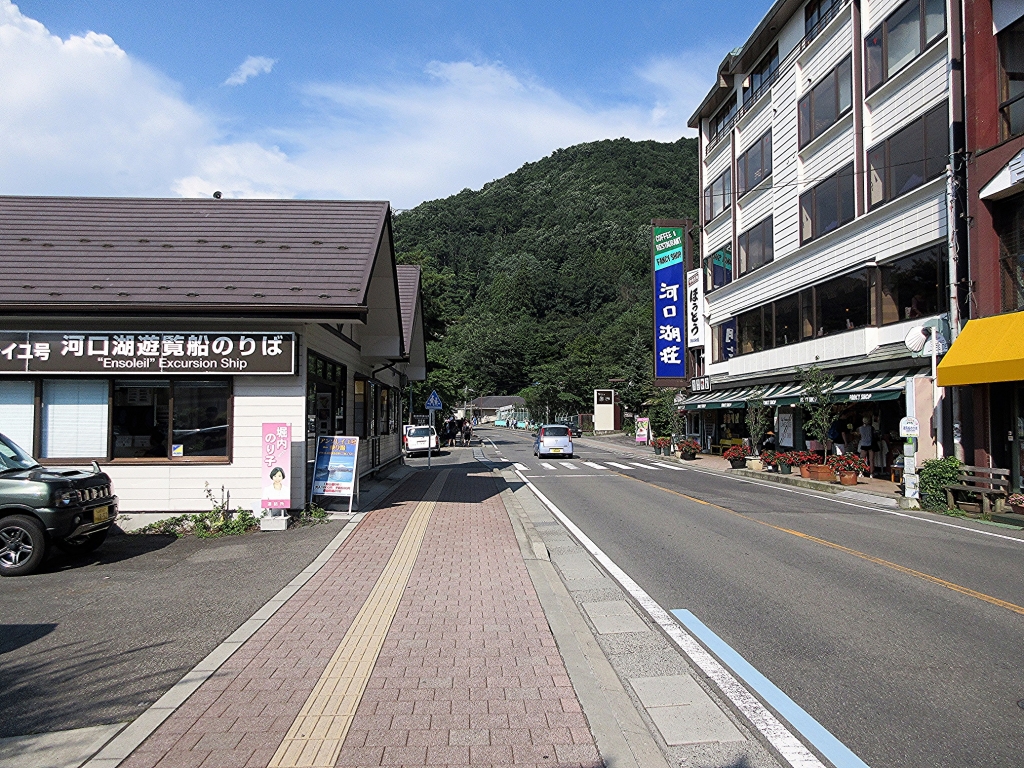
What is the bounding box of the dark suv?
[0,432,118,576]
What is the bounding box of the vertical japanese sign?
[261,423,292,510]
[653,226,686,380]
[311,436,360,498]
[685,268,704,348]
[721,318,738,361]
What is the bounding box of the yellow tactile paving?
[269,470,450,768]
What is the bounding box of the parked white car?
[403,426,438,455]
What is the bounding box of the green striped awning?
[681,368,925,410]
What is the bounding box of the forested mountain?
[393,136,698,420]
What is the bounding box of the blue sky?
[3,0,773,207]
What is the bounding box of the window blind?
[41,379,109,458]
[0,381,36,454]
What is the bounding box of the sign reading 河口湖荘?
[653,226,686,380]
[0,331,295,374]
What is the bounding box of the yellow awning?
[937,312,1024,386]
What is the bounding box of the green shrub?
[919,456,962,511]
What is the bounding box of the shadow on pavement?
[0,624,58,655]
[38,529,177,575]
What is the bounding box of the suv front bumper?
[37,497,119,539]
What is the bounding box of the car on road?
[557,422,583,438]
[0,432,118,576]
[533,424,574,459]
[403,425,438,455]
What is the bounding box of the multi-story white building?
[685,0,958,460]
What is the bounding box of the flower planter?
[654,447,663,455]
[808,465,836,483]
[680,452,697,461]
[838,470,859,486]
[745,458,764,471]
[729,458,747,469]
[778,463,792,475]
[799,465,811,478]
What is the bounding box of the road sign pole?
[428,409,433,469]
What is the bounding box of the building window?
[867,104,947,209]
[737,307,765,354]
[112,380,170,458]
[879,245,949,323]
[995,194,1024,313]
[774,294,800,347]
[737,131,772,196]
[999,17,1024,140]
[111,379,229,460]
[173,381,230,457]
[42,380,109,459]
[738,217,774,276]
[798,56,852,147]
[709,94,738,144]
[865,0,945,92]
[0,381,35,454]
[743,46,779,105]
[704,244,733,292]
[703,167,732,223]
[815,270,870,336]
[800,163,854,243]
[805,0,846,40]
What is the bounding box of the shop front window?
[172,381,229,457]
[113,380,170,458]
[0,380,36,454]
[41,380,109,459]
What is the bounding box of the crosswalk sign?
[425,390,443,411]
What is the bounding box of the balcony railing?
[705,0,852,154]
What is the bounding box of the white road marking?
[513,469,828,768]
[606,462,633,470]
[629,462,662,470]
[540,462,556,470]
[583,462,607,470]
[513,463,529,471]
[559,462,578,469]
[652,461,687,471]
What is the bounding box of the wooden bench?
[944,466,1011,517]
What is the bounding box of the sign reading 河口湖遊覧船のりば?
[0,332,296,375]
[653,226,686,380]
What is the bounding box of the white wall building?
[686,0,956,455]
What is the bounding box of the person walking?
[462,421,472,446]
[858,416,875,477]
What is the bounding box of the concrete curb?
[79,469,419,768]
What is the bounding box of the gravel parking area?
[0,521,344,739]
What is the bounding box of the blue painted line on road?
[671,609,869,768]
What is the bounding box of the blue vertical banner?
[653,226,686,380]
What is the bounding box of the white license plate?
[550,448,562,453]
[92,506,109,523]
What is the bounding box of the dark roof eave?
[687,0,804,127]
[0,302,369,321]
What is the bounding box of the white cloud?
[0,0,709,207]
[224,55,276,86]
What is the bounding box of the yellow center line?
[611,471,1024,618]
[269,470,449,768]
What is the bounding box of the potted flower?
[826,454,869,485]
[797,450,822,479]
[676,438,701,460]
[1008,493,1024,514]
[724,444,750,469]
[759,450,777,471]
[775,452,796,475]
[652,437,671,455]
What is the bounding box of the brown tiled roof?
[0,196,391,319]
[395,264,421,356]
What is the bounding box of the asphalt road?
[475,427,1024,768]
[0,520,343,738]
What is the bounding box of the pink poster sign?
[261,422,292,509]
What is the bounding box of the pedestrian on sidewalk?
[462,421,473,445]
[858,416,875,477]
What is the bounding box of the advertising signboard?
[0,331,295,375]
[635,417,650,444]
[685,268,704,348]
[721,318,738,361]
[653,225,686,383]
[311,436,360,512]
[261,423,293,510]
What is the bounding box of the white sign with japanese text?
[0,331,296,375]
[685,268,704,348]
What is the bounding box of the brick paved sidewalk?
[118,466,600,768]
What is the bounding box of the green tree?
[799,366,842,449]
[745,388,772,453]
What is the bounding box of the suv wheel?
[0,515,47,577]
[56,528,109,555]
